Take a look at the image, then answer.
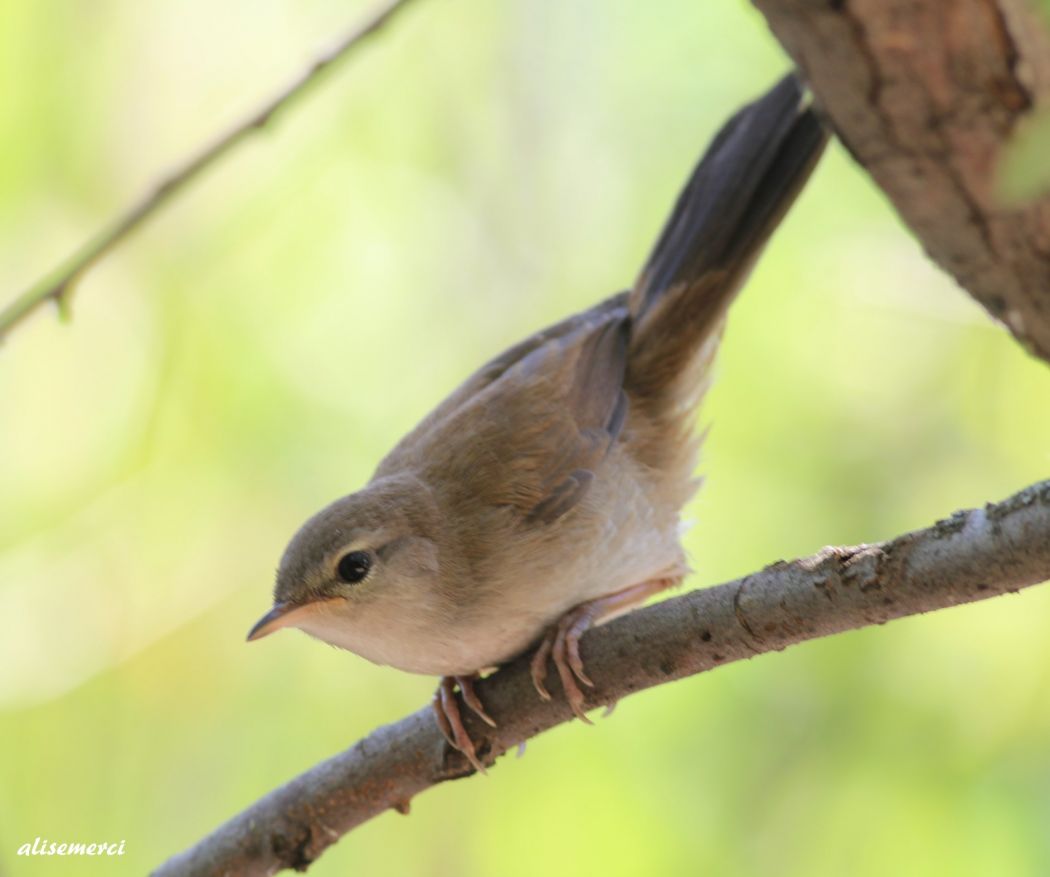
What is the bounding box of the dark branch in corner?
[752,0,1050,363]
[0,0,421,344]
[153,478,1050,876]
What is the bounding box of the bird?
[247,73,827,771]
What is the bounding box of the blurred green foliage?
[998,108,1050,203]
[2,1,1050,875]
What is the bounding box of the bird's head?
[247,476,443,644]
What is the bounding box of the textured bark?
[753,0,1050,362]
[153,478,1050,876]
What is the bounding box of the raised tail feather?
[626,73,827,408]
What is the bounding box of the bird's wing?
[379,292,627,464]
[379,297,630,525]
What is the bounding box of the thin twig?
[0,0,420,344]
[153,478,1050,877]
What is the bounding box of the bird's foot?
[529,577,679,723]
[529,603,599,723]
[431,674,496,773]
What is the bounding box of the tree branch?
[152,478,1050,876]
[751,0,1050,363]
[0,0,421,344]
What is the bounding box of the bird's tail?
[625,74,827,420]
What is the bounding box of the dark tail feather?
[626,74,827,403]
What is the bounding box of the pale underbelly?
[293,536,686,676]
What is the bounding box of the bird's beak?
[247,602,296,641]
[246,598,342,642]
[245,592,344,642]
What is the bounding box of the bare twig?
[752,0,1050,363]
[0,0,420,344]
[153,478,1050,876]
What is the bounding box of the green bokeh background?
[3,1,1050,875]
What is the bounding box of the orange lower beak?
[246,598,342,642]
[247,602,295,641]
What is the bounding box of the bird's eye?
[336,550,372,584]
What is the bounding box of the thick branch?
[153,478,1050,876]
[752,0,1050,362]
[0,0,420,343]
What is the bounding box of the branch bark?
[0,0,421,344]
[752,0,1050,363]
[153,478,1050,876]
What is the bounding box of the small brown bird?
[248,74,826,770]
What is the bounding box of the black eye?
[336,550,372,584]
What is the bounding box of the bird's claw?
[431,675,495,773]
[530,606,597,724]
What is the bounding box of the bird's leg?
[530,577,679,722]
[431,673,496,773]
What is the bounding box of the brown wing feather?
[375,293,627,475]
[377,296,630,526]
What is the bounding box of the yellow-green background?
[3,1,1050,875]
